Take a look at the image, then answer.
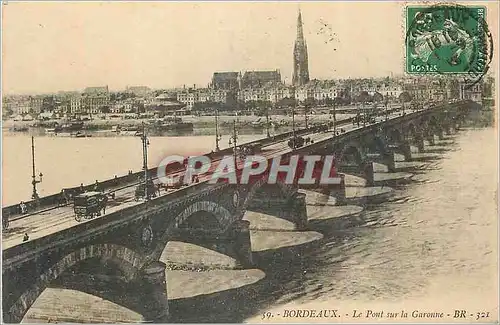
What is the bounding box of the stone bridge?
[2,100,476,323]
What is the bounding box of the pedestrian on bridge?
[100,195,108,215]
[20,201,27,214]
[59,189,68,206]
[23,233,29,242]
[80,183,85,193]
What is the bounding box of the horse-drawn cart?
[73,191,108,222]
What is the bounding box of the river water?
[3,127,498,322]
[1,133,264,206]
[253,126,498,320]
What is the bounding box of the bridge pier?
[438,128,445,140]
[247,193,308,230]
[414,136,425,153]
[367,149,395,172]
[290,192,308,230]
[170,220,253,268]
[140,261,170,322]
[382,152,396,173]
[363,162,375,187]
[338,162,374,187]
[398,142,412,161]
[426,135,435,146]
[330,174,347,206]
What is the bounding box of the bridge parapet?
[2,180,230,269]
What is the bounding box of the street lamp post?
[333,99,337,135]
[268,84,277,138]
[141,122,150,201]
[266,104,271,138]
[385,95,389,121]
[328,99,332,131]
[356,103,360,127]
[362,101,366,127]
[31,136,43,201]
[228,119,238,173]
[305,107,309,129]
[215,109,221,152]
[401,95,406,116]
[292,86,296,149]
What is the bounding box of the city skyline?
[2,2,498,95]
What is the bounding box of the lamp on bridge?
[333,98,337,135]
[215,109,221,152]
[141,122,151,201]
[268,85,276,138]
[266,108,272,138]
[362,101,366,127]
[326,95,337,135]
[291,85,297,149]
[30,136,43,201]
[303,99,310,129]
[228,119,239,176]
[384,94,389,121]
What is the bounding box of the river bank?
[3,113,354,134]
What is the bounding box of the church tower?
[292,9,310,86]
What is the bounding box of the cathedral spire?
[292,9,310,86]
[297,9,304,41]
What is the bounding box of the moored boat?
[150,117,193,131]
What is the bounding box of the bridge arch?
[428,115,439,132]
[241,177,296,214]
[174,201,232,230]
[338,144,364,166]
[5,244,146,324]
[387,128,403,143]
[149,200,236,262]
[407,123,418,139]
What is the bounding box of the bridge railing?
[2,179,229,266]
[1,171,150,220]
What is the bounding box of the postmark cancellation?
[405,3,493,86]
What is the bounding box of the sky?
[1,1,498,95]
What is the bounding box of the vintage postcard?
[1,1,498,323]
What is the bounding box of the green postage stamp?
[406,4,492,83]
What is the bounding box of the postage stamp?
[405,4,493,85]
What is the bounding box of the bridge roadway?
[2,109,411,250]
